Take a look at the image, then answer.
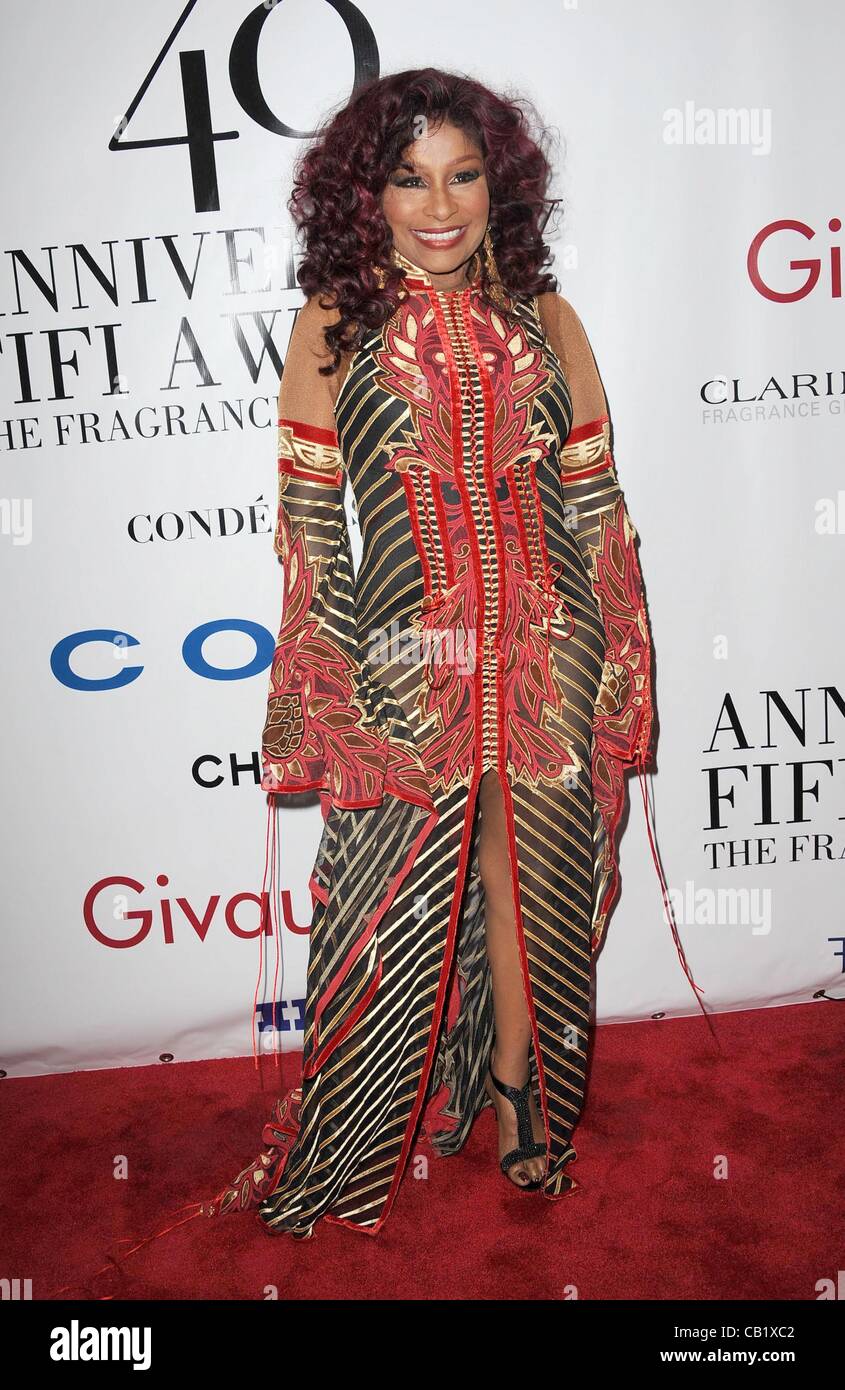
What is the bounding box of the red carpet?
[2,1000,841,1301]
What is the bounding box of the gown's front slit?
[204,249,655,1239]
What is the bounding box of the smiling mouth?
[411,225,468,246]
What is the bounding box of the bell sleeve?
[539,293,654,772]
[261,297,432,813]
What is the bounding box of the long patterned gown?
[204,246,655,1239]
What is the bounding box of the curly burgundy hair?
[286,67,561,373]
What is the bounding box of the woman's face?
[381,119,490,291]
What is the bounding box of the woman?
[204,67,662,1240]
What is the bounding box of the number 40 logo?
[109,0,380,214]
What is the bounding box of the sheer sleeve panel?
[262,297,374,803]
[537,292,654,769]
[261,297,433,812]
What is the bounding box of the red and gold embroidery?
[559,414,656,949]
[262,415,433,812]
[560,416,654,770]
[371,288,583,793]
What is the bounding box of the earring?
[372,244,410,290]
[481,227,509,309]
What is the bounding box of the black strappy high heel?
[487,1063,547,1191]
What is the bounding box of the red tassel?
[47,1203,206,1300]
[635,751,718,1039]
[47,796,289,1299]
[253,795,283,1071]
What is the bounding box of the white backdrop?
[3,0,843,1077]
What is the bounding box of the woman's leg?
[476,768,547,1186]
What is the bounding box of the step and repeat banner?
[2,0,842,1076]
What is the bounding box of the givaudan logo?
[0,1277,32,1299]
[50,1320,151,1369]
